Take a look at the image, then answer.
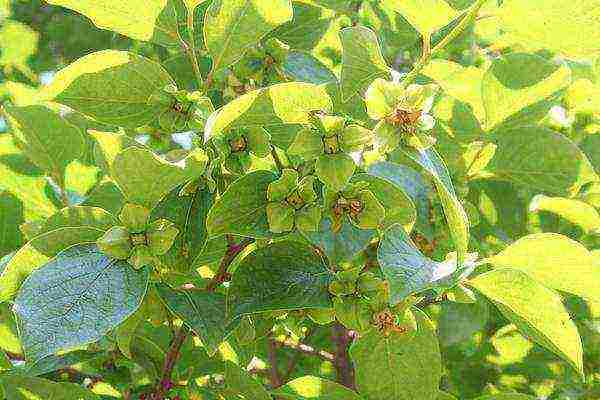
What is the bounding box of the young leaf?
[42,50,175,128]
[340,26,391,102]
[484,233,600,303]
[302,217,377,265]
[467,268,584,376]
[498,0,600,59]
[45,0,181,47]
[529,195,600,234]
[397,149,469,265]
[0,375,99,400]
[486,126,598,197]
[482,53,571,132]
[3,104,84,178]
[350,310,441,400]
[0,227,106,302]
[13,243,149,362]
[228,241,331,319]
[205,82,332,139]
[111,147,207,209]
[272,375,362,399]
[206,170,278,239]
[204,0,293,73]
[382,0,459,36]
[156,284,235,356]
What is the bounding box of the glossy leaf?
[3,104,84,177]
[484,233,600,303]
[486,126,598,197]
[156,284,235,356]
[468,268,584,376]
[205,82,332,139]
[482,53,571,131]
[13,243,149,362]
[206,170,278,239]
[350,310,441,400]
[340,26,391,102]
[0,227,105,302]
[228,241,331,319]
[43,50,175,128]
[205,0,293,73]
[111,147,207,209]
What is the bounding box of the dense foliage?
[0,0,599,399]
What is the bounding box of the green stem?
[401,0,487,88]
[271,146,285,172]
[185,7,204,89]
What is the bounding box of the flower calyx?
[326,182,385,232]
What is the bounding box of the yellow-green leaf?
[382,0,459,36]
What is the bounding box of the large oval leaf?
[13,243,149,362]
[350,310,441,400]
[228,241,331,319]
[272,375,362,400]
[467,268,584,377]
[43,50,175,128]
[205,82,332,139]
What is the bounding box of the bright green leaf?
[272,375,362,400]
[0,375,99,400]
[529,195,600,234]
[382,0,459,36]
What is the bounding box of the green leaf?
[340,26,391,102]
[468,268,584,376]
[0,302,21,354]
[474,395,536,400]
[303,217,376,264]
[382,0,459,36]
[204,0,293,73]
[283,51,338,85]
[529,195,600,234]
[228,241,331,319]
[205,82,332,139]
[90,130,146,174]
[350,309,441,400]
[498,0,600,59]
[378,224,458,304]
[315,153,356,191]
[42,50,175,128]
[485,126,598,197]
[40,206,119,235]
[0,192,25,256]
[0,20,38,70]
[484,233,600,303]
[206,170,278,239]
[22,351,100,377]
[13,243,149,362]
[151,183,213,272]
[0,227,106,303]
[397,149,469,264]
[272,375,362,399]
[3,105,84,178]
[482,53,571,131]
[0,375,99,400]
[45,0,182,46]
[111,147,207,209]
[156,284,235,356]
[223,361,271,400]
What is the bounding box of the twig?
[278,337,335,363]
[206,236,253,291]
[268,335,283,388]
[332,323,355,389]
[401,0,487,88]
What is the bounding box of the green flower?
[325,182,385,232]
[288,114,372,191]
[365,79,437,153]
[149,84,214,133]
[97,203,179,269]
[213,127,271,175]
[266,169,322,233]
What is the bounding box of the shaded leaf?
[529,195,600,234]
[0,375,99,400]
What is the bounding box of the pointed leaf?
[228,241,331,319]
[350,310,441,400]
[468,268,584,376]
[3,104,84,177]
[205,82,332,139]
[13,244,148,362]
[340,26,391,102]
[206,170,278,239]
[316,153,355,191]
[40,206,119,235]
[111,147,207,209]
[156,284,236,356]
[223,361,271,400]
[43,50,175,128]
